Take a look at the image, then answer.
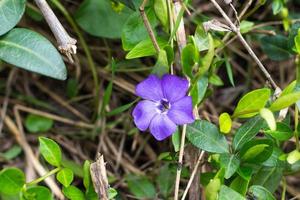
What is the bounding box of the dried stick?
[139,0,160,53]
[181,151,205,200]
[209,0,279,90]
[34,0,77,62]
[90,154,109,200]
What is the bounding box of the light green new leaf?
[154,0,168,30]
[219,112,232,134]
[25,186,53,200]
[39,137,62,167]
[264,122,293,141]
[62,185,85,200]
[205,178,221,200]
[25,114,54,133]
[239,139,273,163]
[240,21,254,34]
[218,185,245,200]
[269,91,300,111]
[259,108,276,131]
[287,150,300,164]
[249,185,276,200]
[0,168,25,195]
[187,120,229,154]
[0,28,66,80]
[56,168,74,187]
[232,88,271,118]
[0,0,26,36]
[152,49,169,76]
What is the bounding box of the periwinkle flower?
[132,74,195,141]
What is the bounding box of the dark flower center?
[158,99,170,113]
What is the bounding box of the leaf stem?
[26,167,61,186]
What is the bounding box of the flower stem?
[26,167,61,186]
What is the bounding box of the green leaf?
[232,88,271,118]
[106,99,137,117]
[229,175,250,196]
[25,114,54,133]
[187,120,229,154]
[264,122,293,141]
[190,76,208,106]
[56,168,74,187]
[126,37,167,59]
[262,147,285,167]
[171,129,180,152]
[240,20,254,34]
[152,49,169,76]
[126,175,156,199]
[83,160,91,190]
[75,0,132,38]
[233,116,265,151]
[198,34,214,76]
[252,167,282,193]
[287,150,300,164]
[62,185,85,200]
[0,145,22,160]
[205,178,221,200]
[182,43,198,78]
[259,108,276,131]
[225,57,235,86]
[248,185,276,200]
[154,0,168,30]
[0,168,25,195]
[108,188,118,199]
[114,0,136,10]
[156,164,176,198]
[272,0,284,15]
[218,185,245,200]
[0,28,66,80]
[193,25,209,51]
[239,139,273,163]
[219,112,232,134]
[61,159,83,178]
[220,154,240,179]
[269,91,300,111]
[122,9,157,50]
[39,137,62,167]
[24,186,53,200]
[260,35,292,61]
[209,74,224,86]
[0,0,26,36]
[67,79,79,98]
[280,80,296,97]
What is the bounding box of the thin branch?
[139,0,160,53]
[209,0,279,90]
[34,0,77,62]
[181,151,205,200]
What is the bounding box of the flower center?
[158,99,170,113]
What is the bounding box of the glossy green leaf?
[205,178,221,200]
[0,0,26,36]
[108,188,118,199]
[220,154,240,179]
[61,159,83,178]
[126,37,167,59]
[126,175,156,199]
[62,185,85,200]
[239,139,273,163]
[232,88,271,118]
[248,185,276,200]
[25,114,54,133]
[194,25,209,51]
[190,76,208,106]
[56,168,74,187]
[264,122,293,141]
[261,35,292,61]
[233,117,265,151]
[39,137,62,167]
[122,9,157,50]
[83,160,91,190]
[280,80,296,97]
[198,34,214,76]
[187,120,229,154]
[269,91,300,111]
[252,167,282,193]
[182,43,198,78]
[218,185,245,200]
[229,175,250,196]
[24,186,53,200]
[152,49,169,76]
[172,129,180,152]
[272,0,284,15]
[75,0,132,38]
[262,147,285,167]
[0,28,66,80]
[156,164,176,198]
[0,168,25,195]
[154,0,168,30]
[219,112,232,134]
[259,108,276,131]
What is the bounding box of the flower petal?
[162,74,189,102]
[168,96,194,125]
[136,75,163,101]
[132,100,158,131]
[149,114,177,141]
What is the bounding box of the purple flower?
[132,74,195,141]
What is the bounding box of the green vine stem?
[26,167,61,187]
